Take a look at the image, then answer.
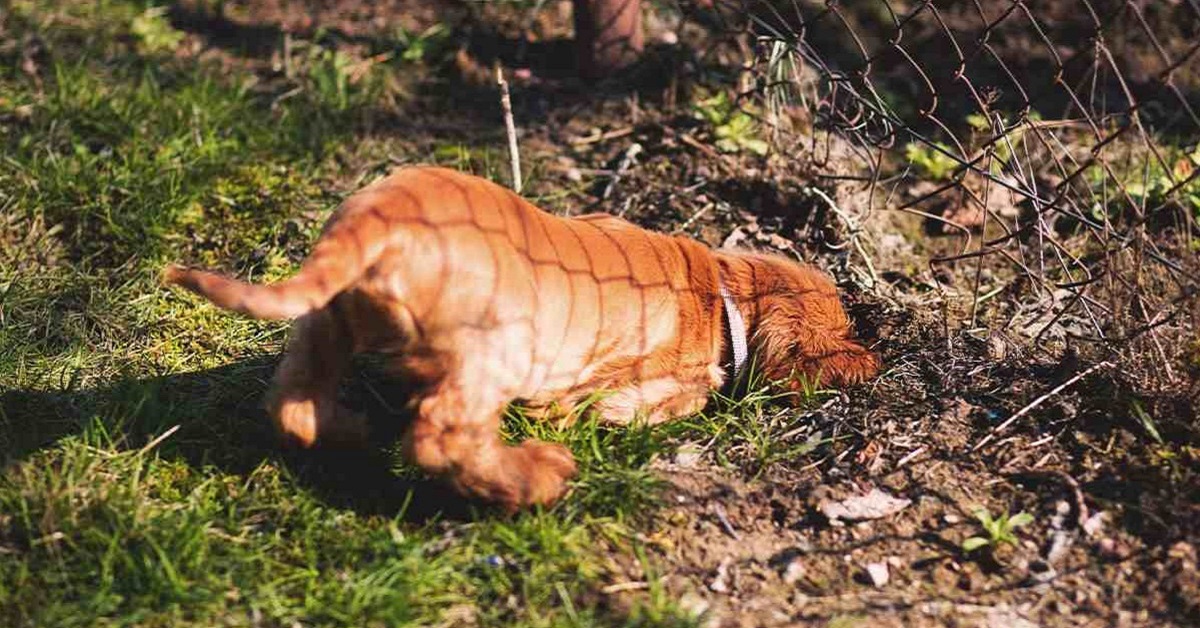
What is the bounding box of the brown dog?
[166,167,878,510]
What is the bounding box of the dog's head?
[717,252,879,391]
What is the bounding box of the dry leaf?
[818,488,911,522]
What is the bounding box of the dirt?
[158,1,1200,625]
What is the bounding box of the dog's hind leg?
[265,306,368,448]
[402,384,577,511]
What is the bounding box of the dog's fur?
[166,167,878,510]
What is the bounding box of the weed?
[693,92,770,156]
[671,368,833,478]
[302,46,387,113]
[130,6,185,55]
[395,24,452,64]
[903,141,960,180]
[1131,399,1165,446]
[962,508,1034,553]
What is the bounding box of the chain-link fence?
[687,0,1199,358]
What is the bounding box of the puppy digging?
[166,166,878,512]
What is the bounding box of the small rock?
[566,167,582,182]
[943,513,962,525]
[673,442,704,468]
[1047,529,1073,566]
[782,558,806,585]
[1098,537,1130,560]
[1082,511,1108,538]
[709,557,733,593]
[1027,559,1057,584]
[865,562,889,588]
[679,592,710,618]
[1052,500,1072,523]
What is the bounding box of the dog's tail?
[164,213,390,320]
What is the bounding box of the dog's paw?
[273,398,319,448]
[794,341,880,389]
[270,398,370,449]
[496,440,577,511]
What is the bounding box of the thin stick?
[807,186,878,287]
[283,32,293,79]
[496,65,522,192]
[1006,469,1090,532]
[602,142,643,200]
[601,581,650,594]
[713,503,741,540]
[972,361,1112,452]
[139,424,181,455]
[895,445,927,469]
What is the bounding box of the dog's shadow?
[0,356,474,522]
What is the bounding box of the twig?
[972,361,1112,452]
[673,202,714,234]
[496,65,522,192]
[601,581,650,594]
[806,186,878,287]
[1005,469,1089,532]
[895,445,927,468]
[570,127,634,146]
[601,143,643,200]
[713,503,741,540]
[139,424,181,455]
[676,131,722,160]
[283,31,293,79]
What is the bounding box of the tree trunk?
[573,0,644,79]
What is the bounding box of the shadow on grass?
[0,357,475,522]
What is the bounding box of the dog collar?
[718,281,749,381]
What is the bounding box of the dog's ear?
[754,314,878,389]
[749,267,879,390]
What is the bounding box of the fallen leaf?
[818,488,911,522]
[721,226,748,250]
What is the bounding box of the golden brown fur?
[166,167,878,510]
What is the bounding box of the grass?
[0,2,836,625]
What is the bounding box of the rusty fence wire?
[690,0,1200,355]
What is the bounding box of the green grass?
[0,2,835,625]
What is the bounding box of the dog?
[166,166,878,510]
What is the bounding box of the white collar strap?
[719,280,749,381]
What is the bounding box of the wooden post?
[573,0,644,79]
